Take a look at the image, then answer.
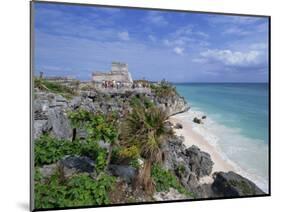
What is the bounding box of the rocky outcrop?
[33,87,189,140]
[33,92,72,140]
[162,136,214,194]
[185,145,214,179]
[211,171,265,197]
[154,94,189,116]
[162,136,265,199]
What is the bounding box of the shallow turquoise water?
[175,83,269,192]
[175,83,269,143]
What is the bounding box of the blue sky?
[34,2,269,82]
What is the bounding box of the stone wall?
[92,62,133,84]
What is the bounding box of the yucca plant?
[120,106,173,194]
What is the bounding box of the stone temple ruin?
[92,62,133,88]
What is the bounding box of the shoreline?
[169,113,235,184]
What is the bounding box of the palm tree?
[120,106,173,194]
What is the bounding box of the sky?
[34,2,269,82]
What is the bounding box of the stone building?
[92,62,133,87]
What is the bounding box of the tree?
[120,106,173,194]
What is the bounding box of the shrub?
[130,95,155,109]
[35,171,116,209]
[34,135,82,166]
[150,80,177,98]
[151,164,190,196]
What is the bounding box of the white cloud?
[200,49,261,66]
[173,47,184,55]
[118,31,130,41]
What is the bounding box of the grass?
[34,78,76,99]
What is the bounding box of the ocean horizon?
[174,82,269,192]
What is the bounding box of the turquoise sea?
[175,83,269,192]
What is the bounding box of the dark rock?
[185,145,214,179]
[192,183,218,199]
[59,156,95,178]
[108,164,137,184]
[193,117,202,124]
[212,171,265,197]
[174,123,183,129]
[202,115,207,119]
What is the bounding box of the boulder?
[59,156,95,178]
[39,164,57,179]
[212,171,265,197]
[202,115,207,119]
[174,123,183,129]
[33,120,52,140]
[185,145,214,179]
[162,136,188,171]
[48,108,72,140]
[193,117,202,124]
[108,164,137,184]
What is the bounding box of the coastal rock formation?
[193,117,202,124]
[163,136,214,194]
[211,171,265,197]
[185,145,214,179]
[33,85,189,140]
[154,94,189,116]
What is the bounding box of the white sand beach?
[169,113,235,184]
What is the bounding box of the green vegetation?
[34,109,120,208]
[34,78,76,99]
[150,80,177,98]
[34,135,82,166]
[152,164,191,197]
[130,94,155,109]
[120,105,173,194]
[35,169,115,209]
[33,81,193,206]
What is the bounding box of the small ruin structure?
[92,62,133,88]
